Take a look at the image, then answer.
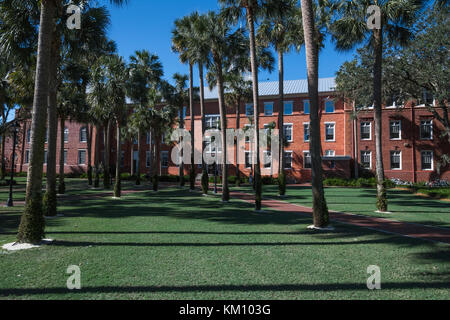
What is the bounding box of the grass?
[415,187,450,199]
[0,179,449,300]
[237,185,450,229]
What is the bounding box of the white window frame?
[360,151,372,169]
[389,120,402,140]
[205,114,220,130]
[161,151,169,168]
[78,149,87,165]
[390,150,402,170]
[303,122,310,142]
[325,150,335,157]
[283,123,293,143]
[64,127,69,143]
[64,150,68,165]
[264,102,274,116]
[421,150,434,171]
[360,121,372,141]
[303,151,312,169]
[325,122,336,142]
[420,120,433,140]
[79,127,87,143]
[284,101,294,115]
[284,151,293,170]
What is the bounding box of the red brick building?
[4,77,449,183]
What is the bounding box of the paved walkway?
[229,191,450,245]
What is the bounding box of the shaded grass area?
[236,185,450,229]
[0,184,449,300]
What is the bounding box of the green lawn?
[0,180,449,300]
[237,185,450,229]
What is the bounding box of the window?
[205,115,220,129]
[422,90,434,106]
[284,101,293,115]
[421,151,433,171]
[420,120,433,140]
[386,95,402,107]
[44,150,47,164]
[360,122,371,140]
[390,120,402,140]
[78,150,86,165]
[64,150,67,164]
[263,151,272,169]
[64,127,69,143]
[133,137,138,144]
[325,123,335,141]
[284,151,292,169]
[303,123,310,142]
[205,135,222,157]
[303,151,311,169]
[161,151,169,168]
[325,150,335,157]
[361,151,371,169]
[146,151,151,167]
[244,124,252,143]
[245,104,254,116]
[245,151,252,168]
[27,128,31,143]
[79,127,87,142]
[303,100,310,114]
[25,150,30,164]
[120,151,125,168]
[264,102,273,116]
[390,151,402,170]
[146,132,151,145]
[283,124,293,142]
[325,100,335,113]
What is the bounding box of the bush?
[323,177,394,189]
[416,188,450,199]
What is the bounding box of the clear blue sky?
[105,1,357,86]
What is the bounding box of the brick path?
[230,191,450,245]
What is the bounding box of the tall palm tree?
[300,0,330,228]
[15,0,129,243]
[257,0,303,196]
[330,0,426,212]
[219,0,267,210]
[127,50,163,186]
[172,14,199,191]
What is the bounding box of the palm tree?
[172,14,199,191]
[127,50,163,185]
[219,0,267,210]
[330,0,426,212]
[300,0,330,228]
[224,73,252,186]
[257,0,303,196]
[14,0,129,243]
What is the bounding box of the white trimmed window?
[303,123,310,142]
[146,151,151,167]
[303,151,311,169]
[161,151,169,168]
[421,151,433,171]
[64,127,69,143]
[25,150,30,164]
[27,128,31,143]
[245,151,252,169]
[79,127,87,142]
[360,122,371,140]
[78,150,86,165]
[325,123,335,141]
[420,120,433,140]
[283,124,293,142]
[205,115,220,129]
[390,120,402,140]
[390,151,402,170]
[360,151,372,169]
[325,150,335,157]
[284,101,293,115]
[284,151,293,169]
[264,102,273,116]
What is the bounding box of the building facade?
[4,77,449,183]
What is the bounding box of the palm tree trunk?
[278,50,286,196]
[246,5,262,210]
[44,34,59,217]
[179,109,185,187]
[199,63,208,194]
[214,55,229,202]
[153,136,160,191]
[235,96,241,186]
[136,129,141,185]
[373,28,387,212]
[58,116,65,194]
[94,125,100,188]
[130,138,134,176]
[301,0,329,228]
[103,121,111,188]
[114,121,121,198]
[87,124,93,185]
[19,121,27,173]
[189,62,195,190]
[1,133,6,180]
[17,0,56,244]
